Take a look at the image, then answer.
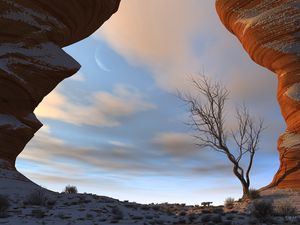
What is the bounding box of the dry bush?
[248,188,260,200]
[274,200,297,217]
[251,200,273,222]
[224,197,235,209]
[25,188,48,206]
[64,185,78,194]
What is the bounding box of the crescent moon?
[95,47,111,72]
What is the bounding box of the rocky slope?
[216,0,300,189]
[0,0,120,190]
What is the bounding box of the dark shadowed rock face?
[0,0,120,181]
[216,0,300,189]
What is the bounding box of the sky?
[17,0,285,205]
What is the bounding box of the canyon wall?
[216,0,300,189]
[0,0,120,176]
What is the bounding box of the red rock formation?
[0,0,120,174]
[216,0,300,189]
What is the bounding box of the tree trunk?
[242,185,249,199]
[233,165,249,199]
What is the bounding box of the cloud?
[18,124,274,197]
[20,126,236,178]
[96,0,215,92]
[152,132,197,157]
[25,173,95,185]
[35,84,155,127]
[23,172,128,191]
[192,164,232,176]
[108,140,133,148]
[97,0,278,111]
[20,126,169,176]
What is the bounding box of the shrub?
[249,218,258,225]
[248,188,260,200]
[224,197,235,209]
[221,221,232,225]
[47,199,56,207]
[212,214,223,223]
[213,207,224,214]
[31,209,46,218]
[201,214,211,222]
[64,185,78,194]
[25,188,48,206]
[202,209,212,213]
[85,213,94,219]
[0,195,9,218]
[188,214,196,223]
[226,214,234,220]
[251,200,273,221]
[179,211,186,216]
[111,206,123,220]
[274,200,297,217]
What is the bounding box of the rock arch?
[0,0,299,193]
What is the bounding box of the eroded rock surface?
[0,0,120,185]
[216,0,300,189]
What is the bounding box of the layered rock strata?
[216,0,300,189]
[0,0,120,179]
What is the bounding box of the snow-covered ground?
[0,189,300,225]
[0,170,299,225]
[0,191,244,225]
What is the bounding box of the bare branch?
[179,75,265,199]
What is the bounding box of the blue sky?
[17,0,284,205]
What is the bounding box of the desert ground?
[0,174,299,225]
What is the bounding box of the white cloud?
[96,0,215,92]
[35,84,155,127]
[97,0,277,104]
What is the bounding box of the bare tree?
[179,75,264,199]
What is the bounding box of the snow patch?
[0,0,65,31]
[23,113,39,123]
[284,83,300,101]
[234,0,299,41]
[0,42,79,70]
[263,34,300,55]
[280,132,300,149]
[0,114,30,131]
